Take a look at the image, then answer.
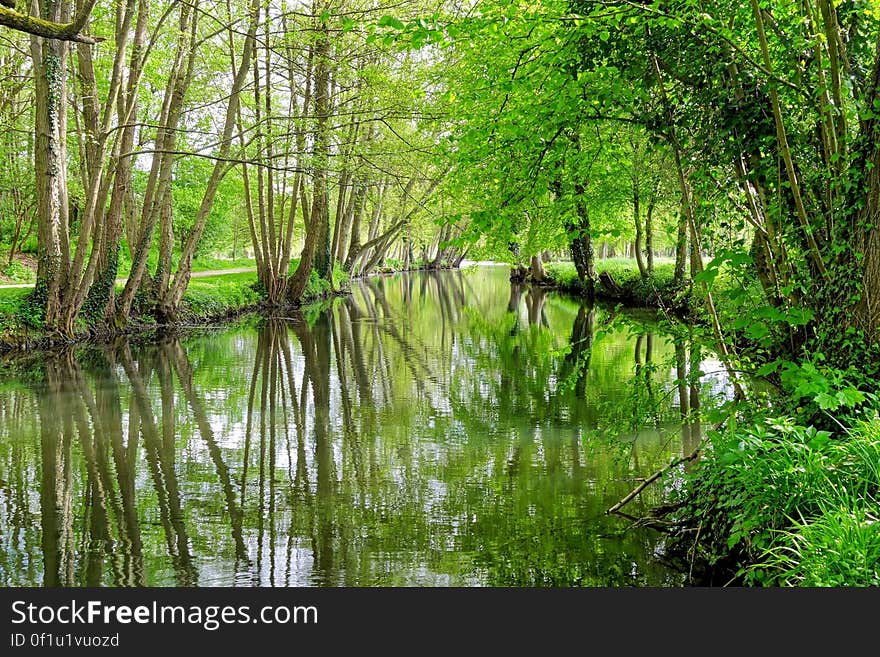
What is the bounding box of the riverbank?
[0,265,349,355]
[0,260,474,355]
[540,259,693,313]
[535,261,880,586]
[661,403,880,586]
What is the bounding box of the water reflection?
[0,268,728,586]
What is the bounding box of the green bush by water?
[677,411,880,586]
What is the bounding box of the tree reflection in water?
[0,268,730,586]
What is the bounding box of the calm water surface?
[0,267,730,586]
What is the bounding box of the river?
[0,266,731,586]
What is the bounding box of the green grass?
[115,252,257,277]
[0,250,255,284]
[181,272,264,318]
[0,287,41,332]
[0,286,28,304]
[191,256,257,272]
[544,258,687,308]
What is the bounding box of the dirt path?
[0,267,256,290]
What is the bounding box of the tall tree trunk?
[529,254,545,282]
[673,211,688,287]
[851,40,880,340]
[93,0,148,321]
[645,180,657,276]
[116,2,196,324]
[31,0,73,334]
[311,10,332,280]
[345,179,385,274]
[163,0,261,317]
[289,5,330,301]
[571,182,596,301]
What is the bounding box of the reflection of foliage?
[0,268,725,586]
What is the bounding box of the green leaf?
[744,323,769,340]
[814,392,840,411]
[808,431,832,450]
[378,15,405,30]
[693,267,718,286]
[755,360,781,377]
[783,307,814,326]
[836,387,866,408]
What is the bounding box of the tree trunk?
[116,2,196,324]
[646,181,657,276]
[571,183,597,301]
[632,161,647,278]
[289,6,330,301]
[529,254,545,282]
[346,180,385,274]
[310,13,332,280]
[31,0,72,334]
[673,207,688,287]
[848,37,880,340]
[165,0,260,314]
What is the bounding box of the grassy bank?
[0,251,257,286]
[543,259,690,311]
[547,259,880,586]
[0,262,349,351]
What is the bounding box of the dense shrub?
[674,412,880,586]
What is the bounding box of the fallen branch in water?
[606,408,735,518]
[606,446,702,516]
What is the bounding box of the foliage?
[766,504,880,587]
[0,260,35,283]
[0,287,42,332]
[299,262,350,301]
[675,404,880,586]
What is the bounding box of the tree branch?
[0,1,101,44]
